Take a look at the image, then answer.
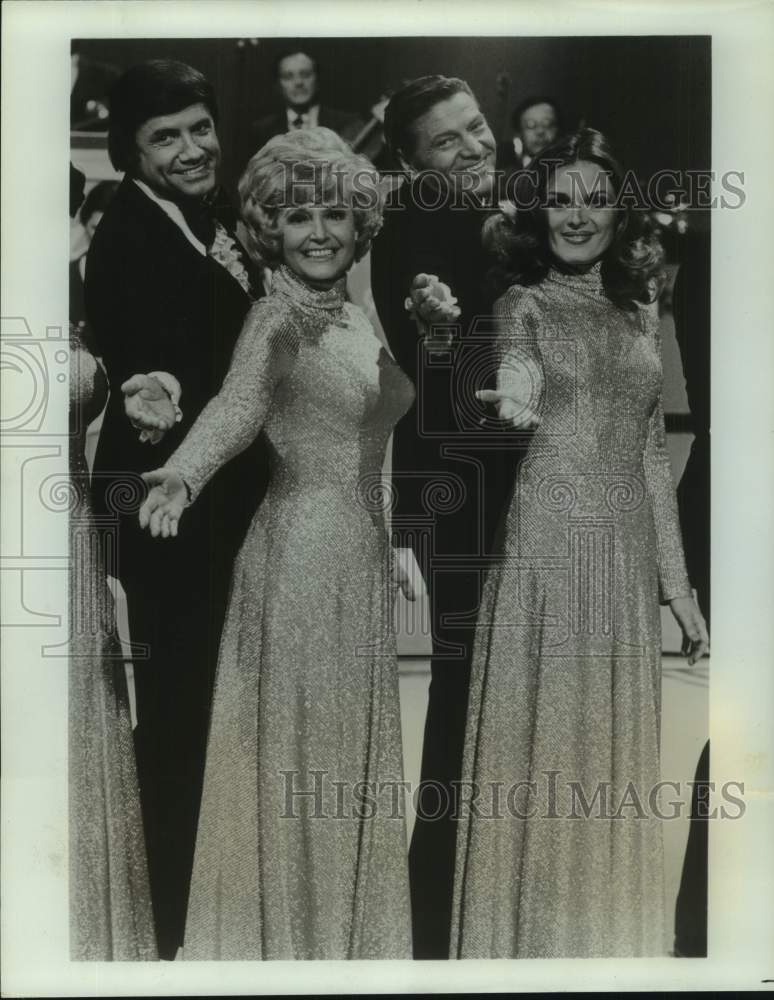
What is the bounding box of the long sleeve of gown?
[167,301,299,502]
[493,287,545,419]
[640,302,693,603]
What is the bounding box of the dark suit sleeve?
[371,182,467,382]
[85,210,194,388]
[401,186,462,292]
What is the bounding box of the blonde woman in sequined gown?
[138,129,414,960]
[450,130,709,958]
[69,327,157,960]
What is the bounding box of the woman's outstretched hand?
[669,595,709,665]
[476,351,543,429]
[476,386,541,430]
[139,468,187,538]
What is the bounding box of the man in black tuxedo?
[249,49,364,154]
[370,75,521,958]
[86,59,267,959]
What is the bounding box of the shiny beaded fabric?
[68,330,157,960]
[450,265,692,959]
[169,266,415,959]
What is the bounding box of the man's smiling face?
[134,102,221,201]
[404,91,496,198]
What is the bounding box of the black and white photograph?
[2,1,773,995]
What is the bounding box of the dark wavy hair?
[384,75,474,163]
[107,59,218,173]
[485,128,664,310]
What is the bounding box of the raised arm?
[172,303,298,499]
[139,302,298,536]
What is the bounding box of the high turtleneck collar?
[271,264,347,312]
[547,260,605,297]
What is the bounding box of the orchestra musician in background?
[496,94,562,173]
[248,49,365,153]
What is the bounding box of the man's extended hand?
[122,374,177,444]
[405,273,461,328]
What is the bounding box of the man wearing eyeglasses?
[498,95,562,172]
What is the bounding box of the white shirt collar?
[133,178,207,256]
[286,104,320,129]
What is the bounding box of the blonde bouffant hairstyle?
[238,127,384,268]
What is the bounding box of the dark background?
[73,35,711,196]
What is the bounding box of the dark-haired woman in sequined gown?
[450,131,709,959]
[138,129,414,960]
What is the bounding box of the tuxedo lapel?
[122,179,258,302]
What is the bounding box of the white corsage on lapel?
[209,222,252,296]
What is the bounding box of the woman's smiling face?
[278,203,356,288]
[546,160,618,270]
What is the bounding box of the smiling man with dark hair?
[86,58,267,959]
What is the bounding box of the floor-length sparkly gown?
[450,265,693,959]
[168,265,414,960]
[69,329,157,960]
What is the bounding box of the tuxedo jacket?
[86,177,268,586]
[248,105,365,156]
[370,174,522,556]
